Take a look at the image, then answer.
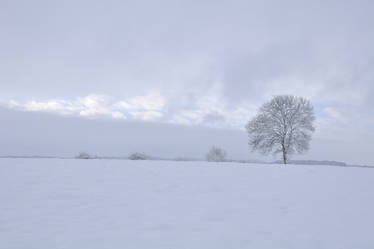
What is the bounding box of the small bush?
[128,153,149,160]
[75,152,96,159]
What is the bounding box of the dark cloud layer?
[2,0,374,102]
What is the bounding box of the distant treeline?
[2,154,373,168]
[272,160,347,167]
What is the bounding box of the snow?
[1,158,374,249]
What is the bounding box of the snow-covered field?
[1,158,374,249]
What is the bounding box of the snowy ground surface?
[1,158,374,249]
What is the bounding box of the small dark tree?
[246,95,315,164]
[206,146,227,162]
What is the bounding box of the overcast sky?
[1,0,374,165]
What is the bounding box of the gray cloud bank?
[1,108,373,165]
[2,0,374,106]
[0,107,249,160]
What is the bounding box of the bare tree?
[245,95,315,164]
[206,146,227,162]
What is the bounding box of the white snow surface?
[1,158,374,249]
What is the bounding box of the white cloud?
[323,107,348,124]
[8,94,127,120]
[110,112,125,119]
[115,92,165,111]
[129,111,163,121]
[166,83,257,129]
[77,95,119,118]
[114,92,165,121]
[8,99,78,114]
[6,91,257,129]
[9,100,20,108]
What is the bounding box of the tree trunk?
[282,144,287,164]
